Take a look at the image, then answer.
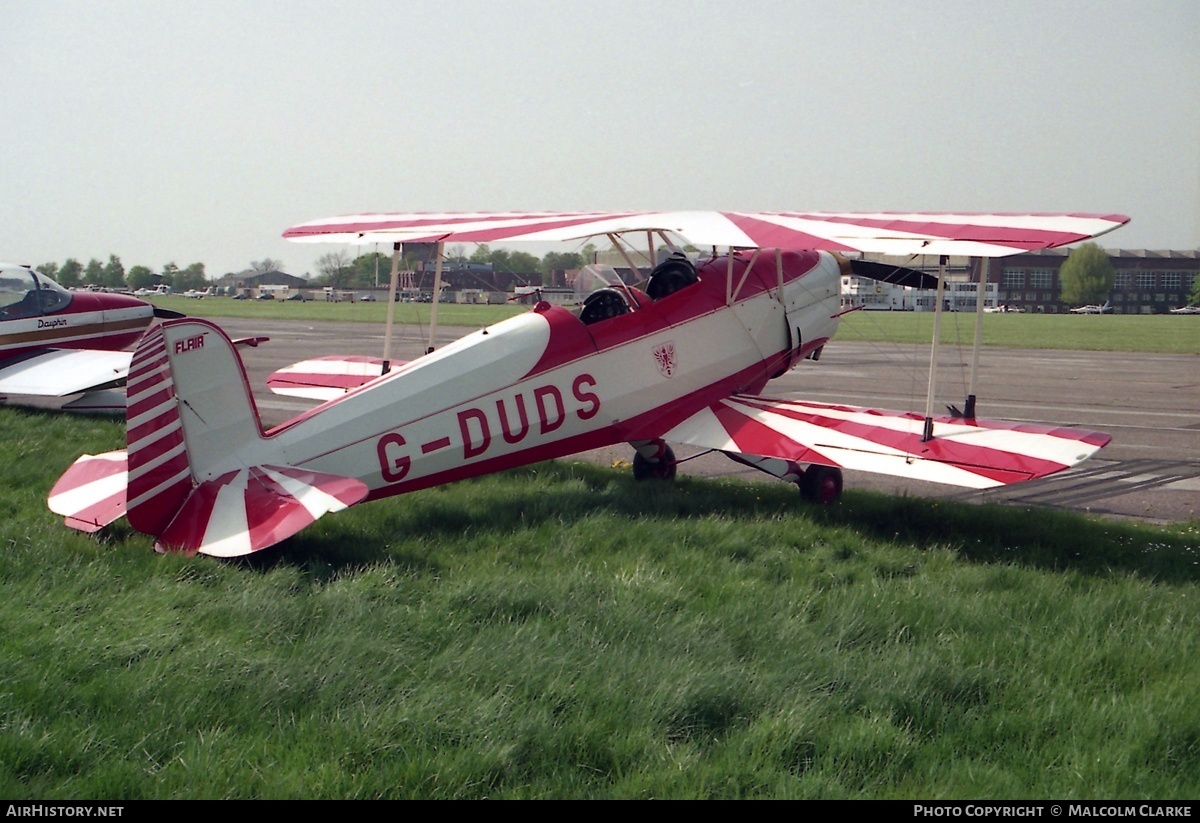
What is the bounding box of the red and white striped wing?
[47,450,128,532]
[665,396,1111,489]
[267,356,390,401]
[283,211,1129,257]
[155,465,369,557]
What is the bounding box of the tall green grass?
[1,408,1197,798]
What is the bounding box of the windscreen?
[0,268,40,318]
[32,272,74,313]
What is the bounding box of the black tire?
[800,465,842,504]
[633,445,677,481]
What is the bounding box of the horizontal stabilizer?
[267,356,390,401]
[154,465,369,557]
[48,450,128,532]
[665,396,1110,489]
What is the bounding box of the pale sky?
[4,0,1198,278]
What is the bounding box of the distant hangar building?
[841,249,1198,314]
[986,249,1198,314]
[215,270,310,293]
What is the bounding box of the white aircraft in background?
[1069,300,1112,314]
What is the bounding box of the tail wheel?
[633,445,677,481]
[800,465,842,504]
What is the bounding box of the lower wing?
[663,395,1110,488]
[267,355,392,401]
[0,337,267,412]
[0,349,132,399]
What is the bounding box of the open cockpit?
[576,251,700,326]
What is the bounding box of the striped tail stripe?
[126,465,192,513]
[48,317,370,557]
[124,326,193,536]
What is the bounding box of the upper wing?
[663,395,1110,489]
[283,211,1129,258]
[0,349,132,398]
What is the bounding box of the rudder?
[123,319,366,556]
[125,322,199,536]
[125,319,265,544]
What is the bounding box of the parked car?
[359,293,376,302]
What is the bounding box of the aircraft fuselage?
[185,250,842,499]
[0,269,154,360]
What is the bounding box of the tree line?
[32,256,239,292]
[314,245,599,290]
[33,246,601,294]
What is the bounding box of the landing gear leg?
[715,451,843,503]
[630,439,677,481]
[800,465,843,504]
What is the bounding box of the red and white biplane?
[0,262,182,412]
[48,211,1129,556]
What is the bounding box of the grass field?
[153,295,1200,354]
[835,310,1200,355]
[2,408,1198,799]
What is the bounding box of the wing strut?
[922,255,949,441]
[964,257,988,418]
[382,242,402,372]
[605,234,647,308]
[427,242,445,353]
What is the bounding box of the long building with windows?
[841,249,1199,314]
[986,249,1198,314]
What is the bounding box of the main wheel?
[800,465,843,504]
[633,445,677,481]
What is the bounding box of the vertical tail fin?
[125,319,265,536]
[124,323,196,536]
[124,319,366,557]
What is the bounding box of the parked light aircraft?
[1069,300,1113,314]
[0,262,183,412]
[48,211,1129,557]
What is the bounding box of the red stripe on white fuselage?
[248,251,841,502]
[0,292,154,359]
